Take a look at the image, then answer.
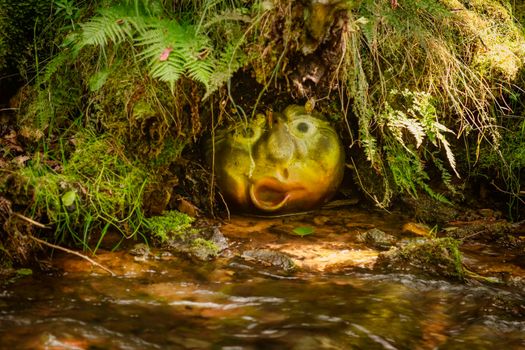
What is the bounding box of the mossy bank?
[1,0,524,269]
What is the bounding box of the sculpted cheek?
[214,146,253,208]
[308,135,341,171]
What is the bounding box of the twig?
[28,235,116,276]
[13,212,116,276]
[490,181,525,205]
[12,212,50,229]
[217,191,231,221]
[460,229,488,242]
[350,157,392,212]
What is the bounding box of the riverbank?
[1,0,524,277]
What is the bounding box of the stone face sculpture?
[210,105,344,214]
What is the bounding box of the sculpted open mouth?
[249,177,304,212]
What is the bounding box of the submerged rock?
[241,249,296,272]
[376,237,464,280]
[356,228,397,250]
[165,226,229,261]
[129,243,151,261]
[444,219,513,243]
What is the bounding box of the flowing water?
[1,209,524,349]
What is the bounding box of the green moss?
[191,238,219,258]
[18,134,149,249]
[143,210,194,242]
[380,237,465,280]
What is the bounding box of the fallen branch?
[13,212,49,229]
[28,235,116,276]
[13,212,116,276]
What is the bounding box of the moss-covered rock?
[376,237,465,280]
[163,225,229,261]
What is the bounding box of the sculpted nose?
[267,119,294,162]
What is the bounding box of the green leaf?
[62,190,77,207]
[16,268,33,276]
[292,226,314,236]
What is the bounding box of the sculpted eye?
[296,122,309,133]
[233,125,262,144]
[291,118,317,137]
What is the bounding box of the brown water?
[1,209,525,349]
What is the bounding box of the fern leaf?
[79,10,133,48]
[422,116,459,178]
[185,56,214,88]
[150,56,185,86]
[137,19,217,89]
[43,51,71,83]
[136,21,184,88]
[388,111,425,149]
[421,183,451,204]
[436,131,460,178]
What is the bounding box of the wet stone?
[129,243,151,261]
[165,226,229,261]
[401,195,460,224]
[402,222,432,237]
[209,227,229,252]
[479,208,500,218]
[376,237,464,280]
[356,228,397,250]
[241,249,296,272]
[312,215,330,226]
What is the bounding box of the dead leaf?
[159,47,173,61]
[177,198,200,217]
[402,222,432,236]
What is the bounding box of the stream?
[1,208,524,349]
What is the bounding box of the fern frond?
[435,130,459,178]
[392,89,460,178]
[137,22,185,89]
[418,99,459,178]
[421,183,451,204]
[360,119,380,167]
[43,50,72,83]
[185,57,214,88]
[384,106,426,149]
[428,152,457,195]
[137,19,217,90]
[77,7,148,50]
[79,11,132,48]
[149,56,185,87]
[386,141,421,197]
